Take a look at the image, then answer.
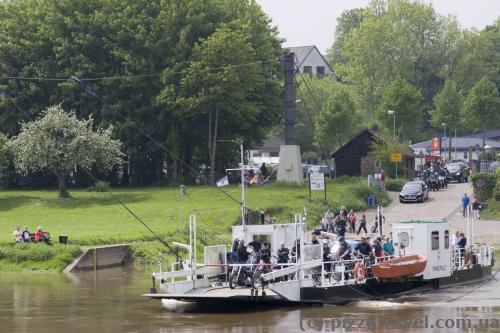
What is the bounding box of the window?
[316,66,325,75]
[444,230,449,249]
[431,231,439,250]
[270,151,279,157]
[303,66,312,74]
[464,150,468,159]
[399,232,409,248]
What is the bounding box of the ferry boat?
[144,212,494,305]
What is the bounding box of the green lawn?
[0,178,388,270]
[482,200,500,220]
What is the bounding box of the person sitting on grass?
[34,226,51,244]
[13,225,23,242]
[22,226,32,242]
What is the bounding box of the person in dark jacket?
[237,241,249,263]
[291,239,301,262]
[277,242,290,264]
[357,214,368,235]
[259,243,271,264]
[322,239,332,272]
[354,237,371,257]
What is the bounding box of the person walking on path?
[357,214,368,235]
[472,198,482,220]
[462,193,470,218]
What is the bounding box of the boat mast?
[240,138,245,227]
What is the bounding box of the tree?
[431,79,463,131]
[327,8,365,66]
[0,0,282,186]
[369,130,410,178]
[462,77,500,147]
[315,83,359,153]
[8,105,122,197]
[379,78,422,141]
[177,24,281,183]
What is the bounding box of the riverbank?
[0,178,388,271]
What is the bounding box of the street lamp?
[442,122,447,160]
[387,110,396,139]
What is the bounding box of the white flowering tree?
[8,105,123,197]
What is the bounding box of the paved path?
[348,181,500,245]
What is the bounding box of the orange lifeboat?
[371,254,427,279]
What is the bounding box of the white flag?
[216,175,229,187]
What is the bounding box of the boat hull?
[300,264,492,304]
[145,264,492,306]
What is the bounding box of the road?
[357,181,500,245]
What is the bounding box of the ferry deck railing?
[451,244,492,271]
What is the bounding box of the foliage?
[0,0,282,186]
[327,7,366,65]
[384,178,406,192]
[369,131,410,178]
[431,79,464,132]
[379,78,422,140]
[331,0,497,140]
[471,172,496,202]
[461,77,500,134]
[315,82,360,152]
[289,76,360,156]
[302,151,321,164]
[176,24,281,183]
[8,106,122,197]
[0,243,81,271]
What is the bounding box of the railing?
[451,244,492,271]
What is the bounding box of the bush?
[385,178,406,192]
[472,173,497,202]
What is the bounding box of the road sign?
[310,173,325,191]
[391,153,402,162]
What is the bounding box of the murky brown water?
[1,267,499,332]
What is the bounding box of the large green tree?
[332,0,495,141]
[461,77,500,146]
[0,0,282,186]
[8,106,123,197]
[176,25,281,183]
[379,78,422,141]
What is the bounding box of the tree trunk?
[57,173,69,198]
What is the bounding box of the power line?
[2,93,180,257]
[1,59,278,83]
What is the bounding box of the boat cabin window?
[444,230,449,249]
[431,231,439,250]
[399,232,410,248]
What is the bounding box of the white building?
[409,137,500,167]
[288,46,333,78]
[248,135,283,166]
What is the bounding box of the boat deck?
[143,286,290,304]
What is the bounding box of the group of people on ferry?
[316,207,384,237]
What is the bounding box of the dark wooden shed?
[331,129,376,177]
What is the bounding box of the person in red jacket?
[34,227,50,244]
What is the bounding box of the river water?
[1,267,499,333]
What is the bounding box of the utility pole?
[283,53,295,145]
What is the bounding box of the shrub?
[385,178,406,192]
[472,173,497,202]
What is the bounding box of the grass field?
[0,178,388,270]
[482,200,500,220]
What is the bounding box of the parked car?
[445,163,469,183]
[399,181,429,203]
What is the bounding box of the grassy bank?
[482,200,500,220]
[0,243,81,271]
[0,178,388,270]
